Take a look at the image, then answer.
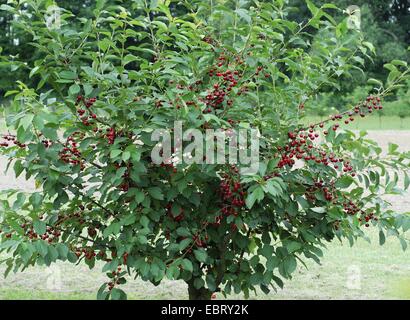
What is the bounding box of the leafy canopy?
[0,0,409,300]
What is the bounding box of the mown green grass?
[303,115,410,130]
[388,278,410,300]
[0,289,97,300]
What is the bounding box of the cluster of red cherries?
[305,180,336,202]
[164,204,210,248]
[106,127,116,145]
[0,134,26,148]
[203,54,240,113]
[342,199,377,227]
[1,218,63,242]
[219,176,246,213]
[75,247,97,260]
[166,203,185,222]
[59,132,84,169]
[276,96,383,177]
[304,180,377,227]
[76,95,119,146]
[76,96,97,126]
[192,233,209,248]
[213,166,245,230]
[55,206,89,227]
[160,162,177,173]
[117,164,130,192]
[39,225,61,242]
[107,266,124,291]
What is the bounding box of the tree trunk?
[187,279,212,300]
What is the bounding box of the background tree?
[1,0,409,100]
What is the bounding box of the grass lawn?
[303,115,410,130]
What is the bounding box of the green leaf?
[246,186,264,209]
[20,114,34,130]
[102,259,119,272]
[135,190,145,204]
[148,187,164,200]
[150,0,158,9]
[404,172,410,190]
[321,3,338,9]
[121,214,136,226]
[296,196,309,210]
[97,283,109,300]
[29,66,40,79]
[110,288,127,300]
[140,216,150,228]
[103,222,121,237]
[181,259,193,272]
[29,193,43,210]
[363,41,375,54]
[311,207,326,214]
[4,90,19,97]
[286,241,302,253]
[59,70,77,80]
[206,274,216,291]
[33,220,46,235]
[399,238,408,251]
[110,149,122,159]
[388,143,399,155]
[166,264,180,280]
[179,238,191,251]
[235,8,251,23]
[0,4,15,12]
[367,78,383,87]
[84,84,93,96]
[266,256,280,271]
[283,255,297,275]
[0,240,20,250]
[47,246,59,262]
[176,227,191,237]
[35,240,48,257]
[137,235,148,244]
[122,151,131,162]
[306,0,320,15]
[56,243,69,259]
[391,60,407,67]
[336,175,355,189]
[69,84,81,96]
[14,161,24,178]
[194,249,207,263]
[193,277,205,289]
[379,230,386,246]
[67,252,78,263]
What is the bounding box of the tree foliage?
[0,0,409,98]
[0,0,410,300]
